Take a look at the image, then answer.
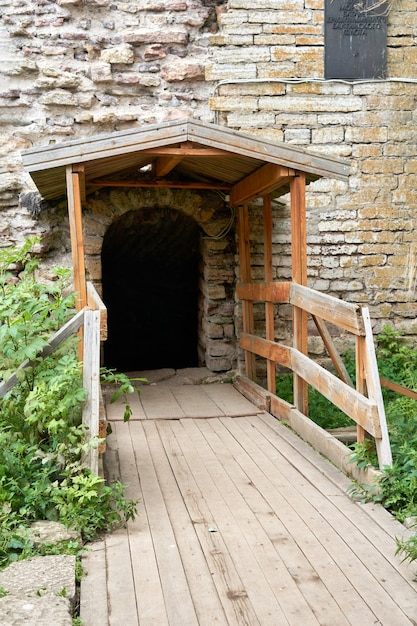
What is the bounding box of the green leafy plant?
[0,241,139,577]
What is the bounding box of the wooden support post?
[238,203,256,380]
[82,309,101,474]
[355,335,367,444]
[290,172,308,415]
[66,165,87,363]
[263,195,276,394]
[362,307,392,468]
[66,165,87,310]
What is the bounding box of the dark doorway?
[102,207,200,372]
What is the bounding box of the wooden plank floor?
[81,379,417,626]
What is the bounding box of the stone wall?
[0,0,225,251]
[208,0,417,349]
[1,0,417,370]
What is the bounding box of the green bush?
[0,240,138,570]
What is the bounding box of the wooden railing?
[236,281,393,470]
[0,282,106,474]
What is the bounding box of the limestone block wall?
[208,0,417,351]
[1,0,417,369]
[0,0,225,251]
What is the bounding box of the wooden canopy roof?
[21,118,350,204]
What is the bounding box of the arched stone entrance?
[83,187,237,373]
[102,207,200,371]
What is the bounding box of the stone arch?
[83,187,237,372]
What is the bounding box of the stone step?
[0,554,76,626]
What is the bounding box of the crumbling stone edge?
[0,521,80,626]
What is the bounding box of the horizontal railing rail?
[237,280,392,470]
[0,282,106,474]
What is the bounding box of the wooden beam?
[230,163,294,206]
[356,335,367,444]
[380,377,417,401]
[362,307,392,468]
[312,315,354,387]
[238,203,256,380]
[290,283,364,335]
[240,333,291,369]
[82,309,101,474]
[142,146,234,157]
[264,195,276,394]
[291,349,381,438]
[155,156,183,177]
[0,310,85,399]
[291,172,308,415]
[87,281,108,341]
[236,281,290,303]
[72,163,86,203]
[89,179,231,190]
[66,165,87,311]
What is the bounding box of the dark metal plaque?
[325,0,388,79]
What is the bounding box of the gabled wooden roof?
[21,118,350,202]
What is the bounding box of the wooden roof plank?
[21,118,351,201]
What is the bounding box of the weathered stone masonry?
[1,0,417,370]
[208,0,417,355]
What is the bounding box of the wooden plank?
[190,417,322,626]
[240,332,292,369]
[90,179,231,190]
[203,382,264,416]
[380,376,417,401]
[290,283,364,335]
[217,416,353,625]
[236,281,290,303]
[66,166,87,310]
[264,194,276,393]
[156,419,261,625]
[312,314,354,387]
[80,541,109,626]
[356,335,367,444]
[233,375,272,412]
[268,401,382,488]
[163,418,279,625]
[82,309,101,474]
[291,172,308,415]
[154,155,183,176]
[238,203,256,379]
[171,385,225,418]
[291,348,381,437]
[105,528,139,626]
[87,281,108,341]
[115,421,170,626]
[146,146,233,157]
[139,384,186,419]
[0,309,84,399]
[72,163,86,202]
[128,420,198,625]
[230,163,293,206]
[22,119,190,170]
[187,119,351,180]
[142,420,228,626]
[241,415,416,625]
[362,307,393,468]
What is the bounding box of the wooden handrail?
[0,304,102,473]
[0,310,85,399]
[237,280,393,470]
[87,281,108,341]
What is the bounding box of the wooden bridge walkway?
[80,370,417,626]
